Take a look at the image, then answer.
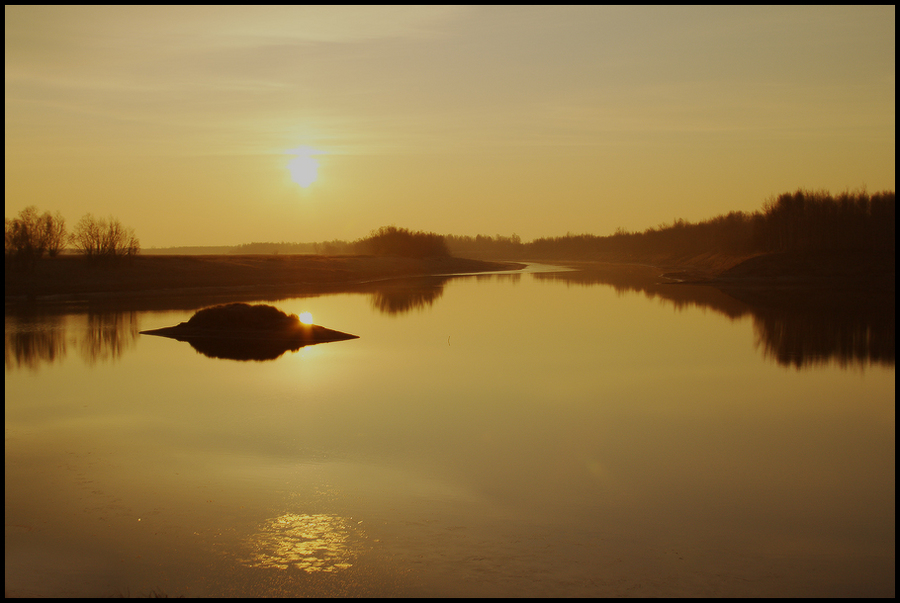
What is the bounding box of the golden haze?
[4,6,894,247]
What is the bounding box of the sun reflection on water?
[242,513,361,573]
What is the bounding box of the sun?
[286,146,322,188]
[288,155,318,187]
[298,312,313,325]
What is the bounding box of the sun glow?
[286,146,322,188]
[299,312,314,324]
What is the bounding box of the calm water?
[5,263,894,597]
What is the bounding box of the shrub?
[354,226,449,258]
[5,206,67,269]
[70,213,140,260]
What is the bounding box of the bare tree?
[5,206,44,258]
[70,213,102,257]
[41,211,67,257]
[70,214,140,260]
[5,206,67,268]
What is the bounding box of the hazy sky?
[5,6,895,247]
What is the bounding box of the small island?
[140,303,358,361]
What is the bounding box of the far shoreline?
[5,249,893,308]
[4,254,527,305]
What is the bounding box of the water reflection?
[533,265,750,318]
[535,264,895,369]
[5,308,140,370]
[4,312,68,370]
[363,272,521,315]
[473,271,523,284]
[4,265,893,370]
[180,337,294,361]
[80,310,140,365]
[175,334,347,362]
[366,277,446,315]
[241,513,362,573]
[752,304,895,369]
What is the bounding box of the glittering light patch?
[242,513,360,573]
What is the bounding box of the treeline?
[188,188,897,262]
[444,214,754,260]
[230,241,318,255]
[445,233,524,259]
[5,206,140,269]
[446,189,895,260]
[525,211,757,260]
[232,226,450,258]
[753,189,894,253]
[4,207,67,266]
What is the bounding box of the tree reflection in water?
[4,312,68,370]
[366,272,522,315]
[80,310,140,365]
[4,268,893,370]
[752,304,895,369]
[534,265,895,369]
[367,277,447,315]
[5,309,139,370]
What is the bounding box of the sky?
[5,6,895,248]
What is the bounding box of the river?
[5,262,894,596]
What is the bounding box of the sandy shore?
[5,255,525,303]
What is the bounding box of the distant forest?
[228,225,449,258]
[447,189,895,261]
[184,189,895,261]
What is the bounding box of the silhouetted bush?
[187,302,300,329]
[70,213,140,261]
[186,303,299,330]
[5,206,67,268]
[354,226,449,258]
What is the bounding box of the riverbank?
[531,249,893,314]
[5,255,525,303]
[564,249,894,293]
[6,250,892,306]
[701,250,895,312]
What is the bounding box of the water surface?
[5,264,894,596]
